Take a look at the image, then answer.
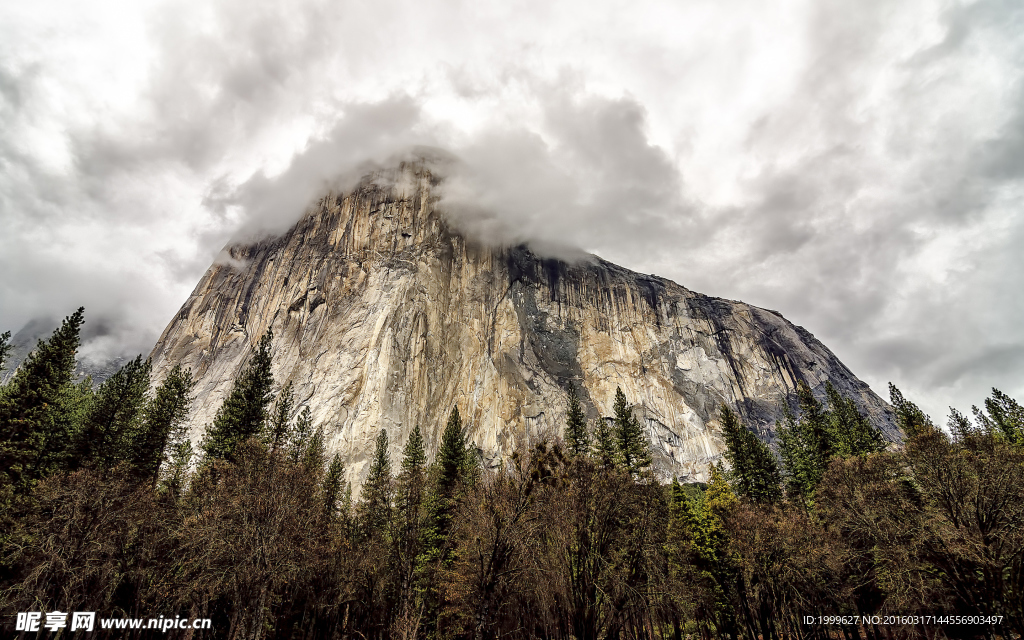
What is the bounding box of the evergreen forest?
[1,309,1022,640]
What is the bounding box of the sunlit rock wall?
[149,164,896,486]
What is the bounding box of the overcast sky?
[2,0,1022,422]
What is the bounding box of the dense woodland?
[1,309,1022,640]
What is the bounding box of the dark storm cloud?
[631,0,1024,420]
[1,0,1023,420]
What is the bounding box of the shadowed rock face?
[149,163,897,485]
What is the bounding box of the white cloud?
[1,0,1023,421]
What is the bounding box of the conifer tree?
[706,461,738,520]
[74,355,152,468]
[130,365,193,483]
[342,483,353,520]
[36,378,94,476]
[359,429,393,535]
[417,406,472,631]
[666,476,697,564]
[947,407,975,440]
[777,409,816,505]
[824,382,884,456]
[778,383,837,504]
[435,405,468,497]
[397,423,429,553]
[289,406,313,464]
[973,388,1024,446]
[0,330,11,372]
[592,417,618,466]
[720,404,749,474]
[565,384,590,455]
[396,425,427,594]
[666,477,688,541]
[420,406,477,556]
[888,382,933,438]
[779,382,885,506]
[797,382,832,468]
[665,476,695,610]
[612,387,651,476]
[719,404,781,504]
[323,453,346,519]
[668,464,740,637]
[268,380,294,452]
[0,308,84,497]
[402,424,427,474]
[201,330,275,461]
[302,424,326,475]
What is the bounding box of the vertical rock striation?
[149,163,896,484]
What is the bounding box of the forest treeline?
[1,309,1022,640]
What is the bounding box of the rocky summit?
[148,163,896,486]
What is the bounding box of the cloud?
[436,88,691,260]
[211,95,432,240]
[1,0,1023,423]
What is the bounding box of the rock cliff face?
[149,164,896,485]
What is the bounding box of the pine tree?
[565,384,590,455]
[668,465,740,637]
[778,409,817,505]
[396,424,427,598]
[268,380,294,452]
[342,483,353,521]
[719,404,781,504]
[745,433,782,504]
[612,387,651,476]
[417,406,472,631]
[74,355,152,468]
[289,406,313,464]
[665,476,695,610]
[706,461,738,519]
[37,378,94,476]
[402,424,427,474]
[359,428,393,536]
[7,376,92,496]
[889,382,933,439]
[780,383,887,505]
[778,383,836,504]
[0,308,84,498]
[973,388,1024,446]
[720,403,750,478]
[948,407,976,440]
[130,365,193,483]
[436,405,468,497]
[201,330,275,461]
[0,330,11,372]
[797,382,832,469]
[824,382,884,456]
[592,417,618,466]
[323,453,346,519]
[302,424,326,475]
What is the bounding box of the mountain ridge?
[148,162,897,484]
